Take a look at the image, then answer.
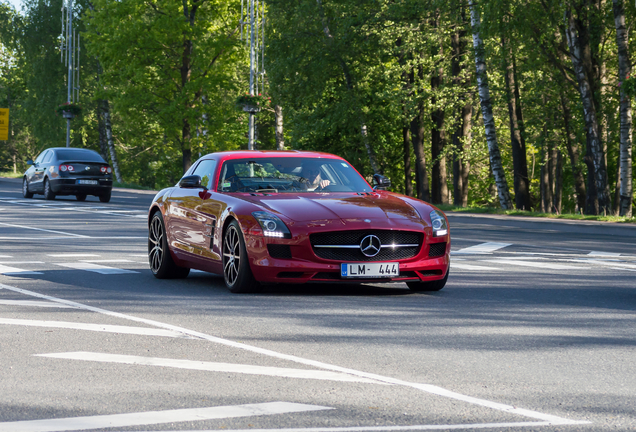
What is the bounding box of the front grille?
[267,244,292,259]
[310,230,422,261]
[428,242,447,257]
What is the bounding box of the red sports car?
[148,151,450,293]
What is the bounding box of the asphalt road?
[0,176,635,432]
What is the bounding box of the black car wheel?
[22,178,33,199]
[76,194,87,201]
[99,192,111,203]
[148,212,190,279]
[407,268,449,292]
[43,178,56,200]
[223,220,260,293]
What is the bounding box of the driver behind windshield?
[297,161,330,191]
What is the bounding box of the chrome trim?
[313,244,419,249]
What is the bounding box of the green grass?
[436,204,636,224]
[0,171,22,178]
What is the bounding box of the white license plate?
[341,262,399,278]
[78,180,99,185]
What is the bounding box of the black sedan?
[22,147,113,202]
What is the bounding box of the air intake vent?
[267,244,292,259]
[428,242,447,258]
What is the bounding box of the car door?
[165,159,217,259]
[30,151,50,192]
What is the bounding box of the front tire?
[407,268,449,292]
[76,194,87,201]
[223,220,260,293]
[22,178,33,198]
[148,212,190,279]
[43,178,56,200]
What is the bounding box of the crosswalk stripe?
[37,352,387,384]
[53,262,137,274]
[0,402,331,432]
[482,260,581,270]
[0,264,42,276]
[450,263,500,271]
[0,300,78,308]
[588,251,621,257]
[453,242,512,255]
[0,318,191,338]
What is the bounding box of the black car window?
[192,159,216,190]
[34,151,48,164]
[55,149,106,163]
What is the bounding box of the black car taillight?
[100,166,112,174]
[59,164,74,172]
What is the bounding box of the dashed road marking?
[37,352,388,384]
[453,242,512,255]
[53,262,138,275]
[0,318,192,338]
[588,251,621,257]
[450,263,500,271]
[482,260,581,270]
[0,300,78,308]
[0,402,331,432]
[0,264,42,276]
[47,254,101,258]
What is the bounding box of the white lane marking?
[53,262,137,274]
[47,254,100,258]
[450,263,500,271]
[0,318,192,338]
[0,261,44,264]
[0,283,589,426]
[0,264,43,276]
[80,259,133,263]
[0,300,78,308]
[0,402,331,432]
[588,251,621,257]
[0,255,12,258]
[482,260,581,270]
[452,242,512,255]
[203,421,591,432]
[611,267,636,272]
[0,221,89,238]
[37,352,387,384]
[129,254,148,257]
[578,260,636,269]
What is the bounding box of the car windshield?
[56,149,105,163]
[218,157,372,193]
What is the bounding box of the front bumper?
[245,233,450,285]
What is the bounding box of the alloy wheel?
[148,215,164,274]
[223,224,241,287]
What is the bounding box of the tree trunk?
[101,99,123,183]
[411,100,430,202]
[540,140,551,212]
[560,91,587,212]
[451,3,471,207]
[403,126,413,197]
[555,149,563,214]
[430,12,448,204]
[565,5,610,215]
[469,0,513,209]
[613,0,633,217]
[502,37,531,210]
[275,105,284,150]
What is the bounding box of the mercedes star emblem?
[360,234,382,257]
[85,166,90,171]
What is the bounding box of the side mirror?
[179,175,206,189]
[372,174,391,190]
[26,159,34,166]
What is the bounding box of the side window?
[192,159,216,190]
[43,151,53,164]
[35,151,48,164]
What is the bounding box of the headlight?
[430,210,448,237]
[252,211,292,239]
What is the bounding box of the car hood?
[241,193,425,224]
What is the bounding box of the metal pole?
[65,0,73,148]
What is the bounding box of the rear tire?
[99,191,111,203]
[76,194,87,201]
[407,268,449,292]
[22,178,33,199]
[223,220,260,293]
[148,212,190,279]
[43,178,55,200]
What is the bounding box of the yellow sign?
[0,108,8,141]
